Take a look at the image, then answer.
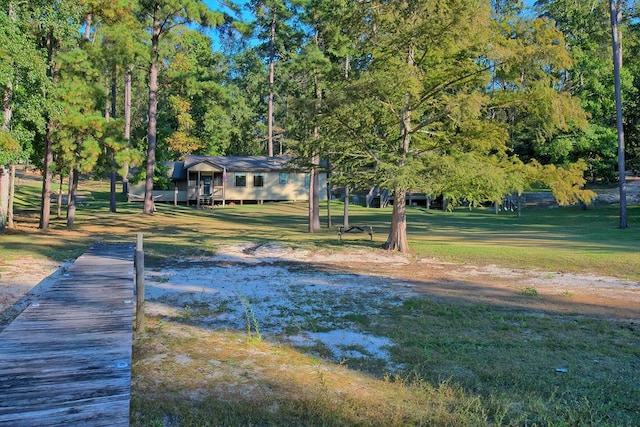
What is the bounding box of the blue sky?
[204,0,250,20]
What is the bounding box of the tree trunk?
[343,186,349,228]
[609,0,627,228]
[308,169,315,233]
[7,164,14,228]
[311,158,320,231]
[66,168,78,229]
[84,13,92,41]
[384,46,414,251]
[110,161,117,213]
[2,0,13,128]
[326,176,331,228]
[340,54,351,230]
[39,29,56,231]
[111,75,117,118]
[309,69,322,232]
[384,187,409,252]
[57,174,63,218]
[267,10,276,157]
[0,166,6,231]
[308,159,321,233]
[39,120,53,230]
[3,80,12,127]
[108,73,117,213]
[144,8,161,215]
[123,68,132,195]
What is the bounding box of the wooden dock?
[0,243,135,426]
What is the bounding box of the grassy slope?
[4,176,640,426]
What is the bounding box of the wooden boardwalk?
[0,243,135,426]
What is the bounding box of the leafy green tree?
[25,1,85,230]
[0,1,49,229]
[227,49,272,155]
[138,0,224,214]
[0,132,20,230]
[327,0,500,251]
[81,0,144,212]
[321,0,591,252]
[285,0,365,231]
[535,0,636,184]
[161,28,250,158]
[489,7,588,166]
[248,0,304,156]
[609,0,627,228]
[624,13,640,174]
[52,47,105,228]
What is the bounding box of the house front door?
[203,176,212,195]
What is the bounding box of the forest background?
[0,0,638,249]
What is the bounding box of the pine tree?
[138,0,224,214]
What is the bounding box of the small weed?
[519,287,539,296]
[181,304,193,320]
[304,314,320,332]
[286,315,304,335]
[312,360,328,391]
[559,290,574,297]
[239,296,262,340]
[342,313,370,326]
[178,301,220,321]
[215,299,231,314]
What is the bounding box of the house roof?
[183,156,294,172]
[166,162,187,180]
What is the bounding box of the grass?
[4,171,640,426]
[6,171,639,278]
[371,300,639,425]
[404,206,640,279]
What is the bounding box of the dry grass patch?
[131,317,499,426]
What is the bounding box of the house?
[127,155,327,206]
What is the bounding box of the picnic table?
[338,225,374,241]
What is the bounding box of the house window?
[253,173,264,187]
[279,173,289,184]
[304,173,310,189]
[235,173,246,187]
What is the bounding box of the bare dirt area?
[0,258,63,328]
[2,242,638,345]
[140,242,640,369]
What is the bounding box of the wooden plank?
[0,243,134,427]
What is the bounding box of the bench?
[338,225,374,241]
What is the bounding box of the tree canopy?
[0,0,634,248]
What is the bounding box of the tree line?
[0,0,636,251]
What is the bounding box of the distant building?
[127,156,327,206]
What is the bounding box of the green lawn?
[4,177,640,426]
[5,176,639,280]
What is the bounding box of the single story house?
[128,155,327,206]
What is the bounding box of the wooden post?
[174,183,178,206]
[135,233,145,332]
[197,171,201,207]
